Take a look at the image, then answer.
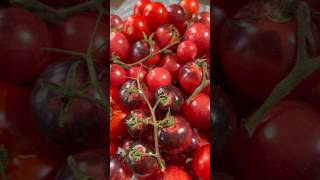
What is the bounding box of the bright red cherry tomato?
[110,14,123,29]
[158,166,191,180]
[192,144,210,180]
[0,8,52,85]
[126,66,147,82]
[110,104,128,140]
[134,0,151,15]
[177,40,198,63]
[195,11,210,27]
[110,31,130,61]
[179,0,199,18]
[154,24,180,49]
[178,60,204,94]
[110,64,127,89]
[143,2,169,30]
[146,67,172,92]
[123,15,150,42]
[158,54,182,81]
[184,23,210,54]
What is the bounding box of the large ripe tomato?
[231,100,320,180]
[30,60,107,153]
[192,144,210,180]
[52,15,107,65]
[0,7,52,85]
[220,1,320,101]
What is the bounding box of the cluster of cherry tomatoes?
[110,0,211,179]
[214,0,320,179]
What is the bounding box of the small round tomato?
[134,0,151,15]
[126,109,151,138]
[158,166,191,180]
[167,4,186,26]
[183,93,210,130]
[178,60,204,94]
[110,156,132,180]
[146,67,172,92]
[154,24,180,49]
[184,23,210,54]
[195,11,210,27]
[127,66,147,82]
[110,64,127,89]
[123,15,150,42]
[110,14,123,29]
[179,0,199,18]
[110,31,130,61]
[110,107,128,140]
[143,2,169,30]
[0,7,52,84]
[131,39,160,66]
[177,40,198,63]
[158,54,182,81]
[154,85,184,113]
[192,144,210,180]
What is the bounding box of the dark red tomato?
[0,8,52,85]
[52,15,107,64]
[127,66,147,82]
[110,87,125,110]
[110,31,130,61]
[110,107,128,140]
[123,15,150,42]
[157,166,191,180]
[110,14,123,29]
[183,93,210,130]
[143,2,169,30]
[158,54,182,80]
[110,156,132,180]
[179,0,199,18]
[175,22,187,36]
[134,0,151,15]
[231,101,320,180]
[177,40,198,63]
[110,64,126,89]
[159,115,193,154]
[167,4,186,26]
[154,85,184,113]
[184,23,210,54]
[146,67,172,92]
[183,131,209,157]
[178,60,204,94]
[7,154,61,180]
[110,141,117,156]
[126,109,151,138]
[56,149,106,179]
[30,60,107,153]
[163,153,188,168]
[195,11,210,27]
[220,1,320,101]
[192,144,210,180]
[131,39,160,66]
[154,24,180,49]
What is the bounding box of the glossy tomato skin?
[167,4,186,26]
[0,8,52,85]
[126,109,151,138]
[110,14,123,29]
[183,93,210,131]
[154,24,180,49]
[146,67,172,92]
[143,2,168,30]
[30,60,106,153]
[110,64,127,89]
[110,31,130,61]
[192,144,210,180]
[110,107,128,140]
[131,39,160,66]
[183,131,209,157]
[159,115,193,154]
[178,61,203,94]
[123,15,150,42]
[177,40,198,63]
[56,149,106,179]
[52,15,107,64]
[231,101,320,180]
[154,85,184,112]
[184,23,210,54]
[134,0,151,15]
[179,0,199,18]
[126,66,147,82]
[157,166,191,180]
[195,11,210,27]
[158,54,182,81]
[110,156,132,180]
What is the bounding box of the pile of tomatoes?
[110,0,211,179]
[214,0,320,179]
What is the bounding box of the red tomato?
[52,15,107,65]
[192,144,210,180]
[143,2,169,30]
[231,101,320,180]
[146,67,172,92]
[110,64,127,89]
[0,8,52,84]
[158,54,182,81]
[184,23,210,54]
[110,141,117,156]
[159,166,191,180]
[179,0,199,18]
[110,31,130,61]
[110,108,128,140]
[134,0,151,15]
[123,15,150,42]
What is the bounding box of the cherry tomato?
[154,24,180,49]
[131,39,160,66]
[123,15,150,42]
[158,54,182,81]
[110,155,132,180]
[110,14,123,29]
[52,15,107,65]
[231,101,320,180]
[177,40,198,63]
[110,31,130,61]
[179,0,199,18]
[110,107,128,140]
[167,4,186,26]
[158,166,191,180]
[192,144,210,180]
[110,141,117,156]
[126,66,147,82]
[183,93,210,130]
[195,11,210,27]
[154,85,184,112]
[143,2,169,30]
[134,0,151,15]
[184,23,210,54]
[110,64,127,89]
[146,67,172,92]
[0,8,52,85]
[178,60,204,94]
[126,109,151,138]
